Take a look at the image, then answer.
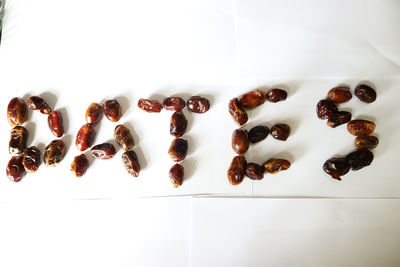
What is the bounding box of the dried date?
[85,103,103,126]
[355,84,376,103]
[239,90,266,108]
[327,111,352,128]
[187,96,210,114]
[114,124,134,151]
[327,86,352,103]
[71,154,89,177]
[168,138,188,162]
[28,96,52,114]
[122,150,141,177]
[91,143,116,160]
[347,120,375,136]
[229,98,248,126]
[346,148,374,170]
[248,125,269,144]
[316,99,338,120]
[103,99,122,121]
[76,124,96,151]
[169,163,184,187]
[170,111,187,138]
[44,139,66,167]
[163,97,186,111]
[9,126,28,156]
[6,156,26,182]
[323,158,350,180]
[245,163,265,180]
[138,98,163,113]
[7,97,28,126]
[266,88,287,103]
[270,124,290,141]
[227,155,246,186]
[231,129,249,154]
[22,146,41,173]
[354,135,379,149]
[48,110,64,137]
[263,159,291,174]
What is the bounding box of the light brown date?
[22,146,41,173]
[71,154,89,177]
[231,129,249,154]
[354,135,379,149]
[169,163,184,187]
[122,150,141,177]
[229,98,248,126]
[9,126,28,156]
[263,158,291,174]
[163,97,186,111]
[85,103,103,125]
[76,124,96,151]
[187,96,210,114]
[327,86,352,103]
[6,156,26,182]
[48,110,64,137]
[7,97,28,126]
[103,99,122,122]
[91,143,116,159]
[245,163,265,180]
[138,98,163,113]
[347,120,375,136]
[227,155,246,185]
[28,96,52,114]
[114,124,134,151]
[44,139,66,167]
[239,90,267,108]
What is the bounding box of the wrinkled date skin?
[248,125,269,144]
[71,154,89,177]
[270,124,290,141]
[76,124,96,151]
[354,135,379,149]
[227,155,246,186]
[91,143,116,160]
[103,99,122,121]
[239,90,266,108]
[245,163,265,180]
[44,139,66,167]
[346,148,374,170]
[114,124,134,151]
[138,98,163,113]
[229,98,248,126]
[163,97,186,111]
[263,159,291,174]
[6,156,26,182]
[316,99,338,120]
[187,96,210,114]
[22,146,41,173]
[231,129,249,154]
[122,150,141,177]
[169,163,184,187]
[327,86,352,104]
[355,84,377,103]
[168,138,188,162]
[48,110,64,137]
[266,89,287,103]
[327,111,352,128]
[347,120,375,136]
[7,97,28,126]
[9,126,28,156]
[170,111,187,138]
[28,96,52,114]
[85,103,103,126]
[323,158,350,181]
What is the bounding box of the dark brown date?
[266,89,287,103]
[9,126,28,156]
[114,124,134,151]
[245,163,265,180]
[7,97,28,126]
[327,111,352,128]
[71,154,89,177]
[263,159,291,174]
[187,96,210,114]
[22,146,41,173]
[6,156,26,182]
[138,98,163,113]
[227,155,246,186]
[163,97,186,111]
[28,96,52,114]
[327,86,352,104]
[91,143,116,160]
[347,120,375,136]
[248,125,269,144]
[354,135,379,149]
[168,138,188,162]
[316,99,338,120]
[85,103,103,125]
[270,124,290,141]
[323,158,350,181]
[170,111,187,138]
[122,150,141,177]
[355,84,377,103]
[76,124,96,151]
[103,99,122,121]
[346,148,374,170]
[239,90,266,108]
[229,98,248,126]
[231,129,249,154]
[169,163,184,187]
[48,110,64,137]
[44,139,66,167]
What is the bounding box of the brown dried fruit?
[122,150,141,177]
[327,86,352,104]
[347,120,375,136]
[76,124,96,151]
[103,99,122,122]
[354,135,379,149]
[187,96,210,114]
[138,98,163,113]
[114,124,134,151]
[270,124,290,141]
[27,96,52,114]
[71,154,89,177]
[85,103,103,126]
[169,163,184,187]
[22,146,41,173]
[48,110,64,137]
[323,158,350,181]
[355,84,377,103]
[239,90,266,108]
[7,97,28,126]
[263,159,291,174]
[170,111,187,138]
[248,125,269,144]
[266,89,287,103]
[316,99,338,120]
[227,155,246,186]
[346,148,374,170]
[163,97,186,111]
[91,143,116,160]
[231,129,249,154]
[327,111,352,128]
[168,138,188,162]
[229,98,248,126]
[44,139,66,167]
[245,163,265,180]
[9,126,28,156]
[6,156,26,182]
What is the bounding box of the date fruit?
[239,90,266,108]
[266,89,287,103]
[122,150,141,177]
[169,163,184,187]
[270,124,290,141]
[22,146,41,173]
[28,96,52,114]
[44,139,66,167]
[316,99,338,120]
[6,156,26,182]
[245,163,265,180]
[138,98,163,113]
[170,111,187,138]
[323,158,350,180]
[231,129,249,154]
[355,84,377,103]
[346,148,374,170]
[168,138,188,162]
[9,126,28,155]
[85,103,103,125]
[114,124,134,151]
[48,110,64,137]
[76,124,96,151]
[187,96,210,114]
[263,159,291,174]
[71,154,89,177]
[163,97,186,111]
[248,125,269,144]
[327,86,352,103]
[327,111,352,128]
[7,97,28,126]
[91,143,116,160]
[347,120,375,136]
[103,99,122,121]
[354,135,379,149]
[229,98,248,126]
[227,155,246,186]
